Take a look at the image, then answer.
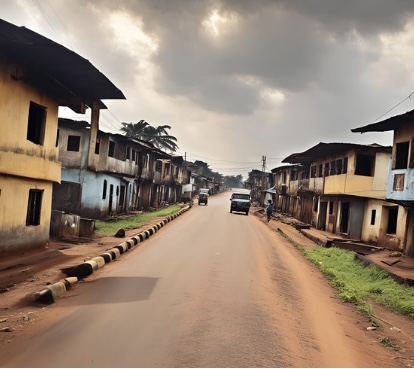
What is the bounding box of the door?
[318,202,327,230]
[340,202,350,234]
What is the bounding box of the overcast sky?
[3,0,414,179]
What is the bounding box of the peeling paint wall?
[0,55,59,254]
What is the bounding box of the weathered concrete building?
[353,110,414,255]
[54,118,181,218]
[0,20,124,253]
[281,142,405,250]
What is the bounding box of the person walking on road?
[266,199,273,222]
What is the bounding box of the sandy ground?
[1,208,414,367]
[0,217,167,346]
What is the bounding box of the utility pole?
[261,155,266,204]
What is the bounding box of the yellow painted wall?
[0,54,61,253]
[0,175,53,252]
[0,55,60,182]
[323,150,387,199]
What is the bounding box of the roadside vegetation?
[304,246,414,319]
[276,227,414,321]
[94,205,182,235]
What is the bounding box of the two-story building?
[352,110,414,255]
[271,164,311,222]
[281,142,404,250]
[54,118,187,218]
[245,169,273,204]
[152,155,190,207]
[0,20,125,254]
[54,118,141,219]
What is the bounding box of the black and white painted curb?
[33,205,191,304]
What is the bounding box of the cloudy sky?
[2,0,414,179]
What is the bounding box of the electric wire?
[374,90,414,122]
[31,0,124,133]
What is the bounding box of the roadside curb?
[32,205,191,304]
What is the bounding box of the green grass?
[94,205,182,235]
[303,246,414,319]
[378,336,400,351]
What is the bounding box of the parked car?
[198,193,208,205]
[230,192,251,215]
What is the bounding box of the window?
[370,209,376,225]
[336,159,343,175]
[126,147,131,160]
[26,189,43,226]
[311,166,316,178]
[102,180,107,200]
[355,153,374,176]
[410,138,414,168]
[27,102,46,145]
[55,129,59,147]
[131,149,137,162]
[94,138,100,154]
[67,135,81,151]
[395,141,409,169]
[343,157,348,174]
[324,163,330,176]
[330,161,336,175]
[291,167,298,181]
[301,169,309,180]
[108,141,115,157]
[155,161,162,172]
[164,163,170,176]
[318,164,323,177]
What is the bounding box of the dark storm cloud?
[281,0,414,36]
[3,0,414,175]
[81,0,414,116]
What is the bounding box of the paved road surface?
[1,191,397,367]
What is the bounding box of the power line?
[31,0,81,51]
[374,90,414,122]
[32,0,124,132]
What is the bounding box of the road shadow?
[63,276,159,305]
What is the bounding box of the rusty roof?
[351,109,414,133]
[282,142,391,164]
[0,19,125,112]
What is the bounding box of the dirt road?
[1,194,414,366]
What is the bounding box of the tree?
[120,120,179,153]
[142,125,179,152]
[224,175,244,188]
[120,120,150,139]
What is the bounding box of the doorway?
[340,202,350,234]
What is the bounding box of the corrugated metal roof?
[282,142,391,164]
[351,109,414,133]
[0,19,125,112]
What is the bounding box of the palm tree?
[143,125,179,152]
[120,120,150,140]
[120,120,179,153]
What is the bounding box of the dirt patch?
[253,209,414,368]
[2,209,414,367]
[0,217,168,348]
